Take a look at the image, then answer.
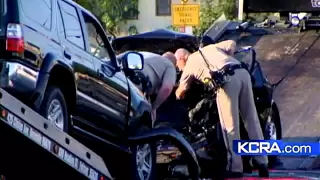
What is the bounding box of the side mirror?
[122,52,144,70]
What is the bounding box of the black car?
[111,28,199,54]
[0,0,200,179]
[115,24,282,178]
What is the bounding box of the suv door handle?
[64,50,71,60]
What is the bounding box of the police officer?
[136,51,177,121]
[174,40,269,178]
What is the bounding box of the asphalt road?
[238,30,320,170]
[157,30,320,178]
[160,29,320,165]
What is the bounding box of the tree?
[74,0,139,33]
[193,0,236,36]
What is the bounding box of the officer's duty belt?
[221,63,248,76]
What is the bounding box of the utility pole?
[238,0,244,21]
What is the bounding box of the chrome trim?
[76,91,120,116]
[1,62,38,91]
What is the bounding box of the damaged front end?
[128,127,201,179]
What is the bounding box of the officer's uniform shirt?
[139,51,176,95]
[179,40,239,91]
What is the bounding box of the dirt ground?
[237,30,320,170]
[238,31,320,137]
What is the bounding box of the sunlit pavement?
[159,30,320,180]
[235,30,320,179]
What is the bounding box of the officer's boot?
[258,164,269,177]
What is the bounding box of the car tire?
[39,85,69,133]
[262,103,282,141]
[252,103,282,168]
[263,103,282,166]
[130,126,157,180]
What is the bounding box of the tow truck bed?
[0,88,112,180]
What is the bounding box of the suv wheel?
[262,104,282,140]
[131,127,156,180]
[39,86,68,132]
[262,103,282,166]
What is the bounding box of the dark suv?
[0,0,176,179]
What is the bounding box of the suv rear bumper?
[0,60,47,106]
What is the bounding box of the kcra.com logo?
[233,140,314,156]
[235,141,282,155]
[311,0,320,7]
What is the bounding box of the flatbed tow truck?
[0,88,112,180]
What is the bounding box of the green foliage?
[193,0,236,36]
[128,25,138,35]
[74,0,139,33]
[246,13,276,23]
[166,25,179,31]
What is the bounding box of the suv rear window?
[19,0,52,29]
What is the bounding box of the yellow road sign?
[172,4,200,27]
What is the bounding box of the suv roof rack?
[0,88,112,180]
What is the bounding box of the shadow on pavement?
[236,31,320,172]
[157,29,320,179]
[236,31,320,138]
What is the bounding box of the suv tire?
[39,86,69,132]
[130,126,156,180]
[262,103,282,166]
[262,104,282,141]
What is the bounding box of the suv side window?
[20,0,52,30]
[82,13,110,61]
[59,0,84,49]
[57,3,66,38]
